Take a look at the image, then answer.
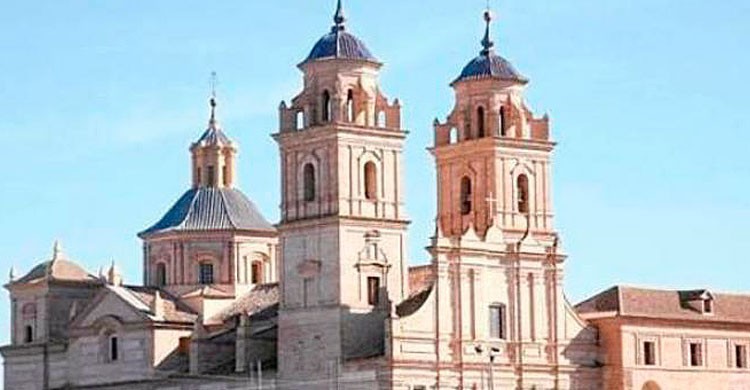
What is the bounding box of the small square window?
[689,342,702,367]
[643,341,656,366]
[736,345,748,368]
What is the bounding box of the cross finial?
[209,72,218,125]
[481,6,495,55]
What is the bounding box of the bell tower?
[274,0,409,383]
[432,9,555,242]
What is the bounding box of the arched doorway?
[642,381,661,390]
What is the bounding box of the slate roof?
[575,285,750,325]
[454,52,527,85]
[453,10,527,85]
[139,187,275,236]
[195,126,231,147]
[305,28,376,64]
[302,0,376,65]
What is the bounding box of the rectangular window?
[643,341,656,365]
[251,262,262,284]
[489,305,506,339]
[199,263,214,285]
[689,342,702,366]
[303,277,313,308]
[222,165,229,186]
[367,277,380,306]
[24,325,33,343]
[704,299,713,313]
[110,336,119,361]
[736,345,748,368]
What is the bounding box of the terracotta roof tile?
[120,285,198,324]
[576,285,750,324]
[211,283,279,322]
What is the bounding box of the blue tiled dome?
[304,28,376,63]
[453,10,527,85]
[302,0,377,65]
[454,52,527,84]
[139,188,275,236]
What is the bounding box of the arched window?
[198,262,214,285]
[460,176,472,215]
[364,162,377,200]
[322,90,332,123]
[222,165,229,187]
[24,325,33,343]
[377,111,386,128]
[517,174,529,214]
[207,165,216,186]
[499,106,506,137]
[251,261,263,284]
[155,263,166,287]
[477,106,485,138]
[296,110,305,130]
[196,167,202,186]
[303,163,316,202]
[449,127,458,144]
[346,90,355,123]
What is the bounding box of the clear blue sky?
[1,0,749,372]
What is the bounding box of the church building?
[4,2,750,389]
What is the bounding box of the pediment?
[71,287,152,329]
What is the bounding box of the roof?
[12,243,98,285]
[575,285,750,325]
[454,52,527,85]
[302,0,377,65]
[304,29,376,64]
[211,283,279,322]
[453,10,527,85]
[139,187,275,236]
[14,259,98,285]
[111,285,198,324]
[396,283,433,318]
[195,126,231,147]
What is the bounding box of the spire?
[481,8,495,55]
[333,0,346,31]
[52,240,64,261]
[47,240,64,279]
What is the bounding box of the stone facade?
[3,2,750,390]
